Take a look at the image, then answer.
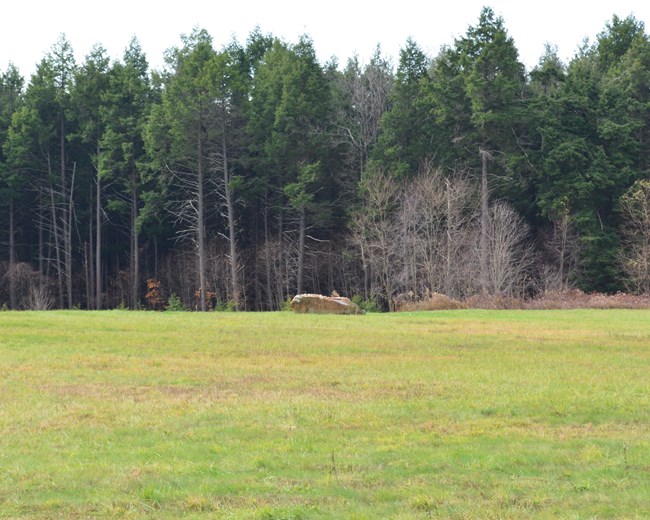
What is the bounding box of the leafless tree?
[480,201,534,296]
[2,262,54,310]
[394,166,479,300]
[166,159,210,311]
[41,161,76,309]
[442,174,478,297]
[350,168,401,308]
[538,203,581,291]
[26,284,55,310]
[210,143,241,309]
[620,180,650,294]
[397,168,447,296]
[337,49,393,178]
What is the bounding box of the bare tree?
[539,203,581,291]
[3,262,54,310]
[44,162,68,308]
[481,201,534,296]
[26,284,54,310]
[351,169,401,308]
[620,180,650,294]
[337,49,393,178]
[166,157,210,311]
[50,36,77,308]
[442,174,478,297]
[211,125,241,309]
[397,167,447,296]
[396,166,478,299]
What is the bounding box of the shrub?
[527,290,650,310]
[463,293,525,310]
[396,292,466,312]
[165,293,187,312]
[351,295,381,313]
[145,278,165,310]
[216,299,237,312]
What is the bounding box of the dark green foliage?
[372,38,432,177]
[1,12,649,309]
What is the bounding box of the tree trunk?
[222,125,240,310]
[445,178,452,291]
[297,206,306,295]
[264,198,274,310]
[277,211,285,308]
[153,236,158,279]
[49,184,64,308]
[38,187,44,288]
[480,148,490,294]
[8,198,16,310]
[88,184,95,309]
[360,240,369,300]
[557,209,569,290]
[253,202,261,310]
[84,242,91,309]
[65,163,76,308]
[197,127,207,312]
[96,153,102,310]
[130,169,139,309]
[59,117,72,308]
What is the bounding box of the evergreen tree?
[0,64,25,308]
[373,38,432,177]
[248,36,333,299]
[145,29,222,311]
[99,38,152,308]
[72,45,111,308]
[10,35,78,307]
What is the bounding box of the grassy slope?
[0,310,649,518]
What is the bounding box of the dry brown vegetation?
[395,289,650,311]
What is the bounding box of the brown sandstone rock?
[290,293,362,315]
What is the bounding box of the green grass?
[0,309,649,518]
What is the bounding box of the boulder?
[290,293,362,315]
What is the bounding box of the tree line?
[1,7,649,310]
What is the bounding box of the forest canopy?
[1,8,649,310]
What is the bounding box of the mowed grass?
[0,310,649,518]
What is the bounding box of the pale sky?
[1,0,648,78]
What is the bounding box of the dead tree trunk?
[197,126,207,312]
[297,206,306,295]
[49,181,64,308]
[38,187,44,288]
[480,148,490,294]
[221,120,240,309]
[65,163,76,308]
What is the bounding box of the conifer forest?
[1,8,649,310]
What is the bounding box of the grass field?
[0,309,649,518]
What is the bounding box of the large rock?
[290,293,362,315]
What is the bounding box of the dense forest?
[1,7,649,310]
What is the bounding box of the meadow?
[0,309,649,518]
